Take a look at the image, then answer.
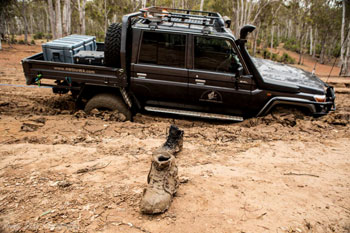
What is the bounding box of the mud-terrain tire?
[104,23,122,67]
[84,93,132,121]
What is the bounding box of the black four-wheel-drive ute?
[22,7,336,122]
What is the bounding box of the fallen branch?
[76,162,111,174]
[283,172,319,178]
[256,212,267,219]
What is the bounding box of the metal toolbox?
[73,51,104,65]
[42,35,96,63]
[57,34,97,51]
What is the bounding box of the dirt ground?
[0,44,349,233]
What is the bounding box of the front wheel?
[84,93,132,121]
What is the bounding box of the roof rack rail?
[138,6,227,33]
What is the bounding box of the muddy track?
[0,44,349,233]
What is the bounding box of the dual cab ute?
[22,7,335,121]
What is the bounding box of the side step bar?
[144,106,243,122]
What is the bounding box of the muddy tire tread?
[84,93,132,121]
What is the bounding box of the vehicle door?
[131,31,188,103]
[188,35,255,115]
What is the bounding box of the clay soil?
[0,44,349,233]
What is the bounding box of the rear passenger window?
[139,31,186,68]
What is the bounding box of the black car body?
[22,7,335,121]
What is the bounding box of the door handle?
[195,79,206,85]
[137,73,147,79]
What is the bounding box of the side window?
[194,36,242,73]
[139,31,186,68]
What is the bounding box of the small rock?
[20,123,39,132]
[33,117,46,124]
[180,177,190,184]
[74,110,86,118]
[90,108,100,115]
[58,181,72,188]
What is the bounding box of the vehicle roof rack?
[138,6,227,33]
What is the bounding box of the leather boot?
[140,151,179,214]
[160,125,184,155]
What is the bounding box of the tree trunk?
[341,0,346,63]
[340,0,349,75]
[298,24,305,65]
[67,0,71,34]
[29,12,33,35]
[343,21,350,76]
[62,0,70,36]
[270,25,274,58]
[104,0,108,34]
[240,0,244,28]
[44,7,50,35]
[142,0,147,8]
[320,38,326,64]
[313,28,317,58]
[309,26,313,55]
[234,0,240,37]
[22,0,28,44]
[200,0,204,11]
[77,0,86,34]
[48,0,56,39]
[55,0,62,38]
[252,21,260,56]
[62,0,67,36]
[77,0,81,34]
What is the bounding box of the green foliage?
[267,36,280,48]
[33,32,44,40]
[45,34,52,40]
[315,43,322,55]
[260,49,295,64]
[30,39,35,45]
[257,38,261,47]
[271,53,278,61]
[279,52,295,64]
[332,43,341,57]
[283,38,299,53]
[263,49,271,59]
[95,31,105,42]
[18,40,25,44]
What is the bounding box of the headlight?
[313,94,326,102]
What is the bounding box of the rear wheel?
[84,93,132,121]
[104,23,122,67]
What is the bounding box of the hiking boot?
[162,125,184,155]
[140,152,179,214]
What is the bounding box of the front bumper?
[313,86,336,116]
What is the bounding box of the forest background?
[1,0,350,75]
